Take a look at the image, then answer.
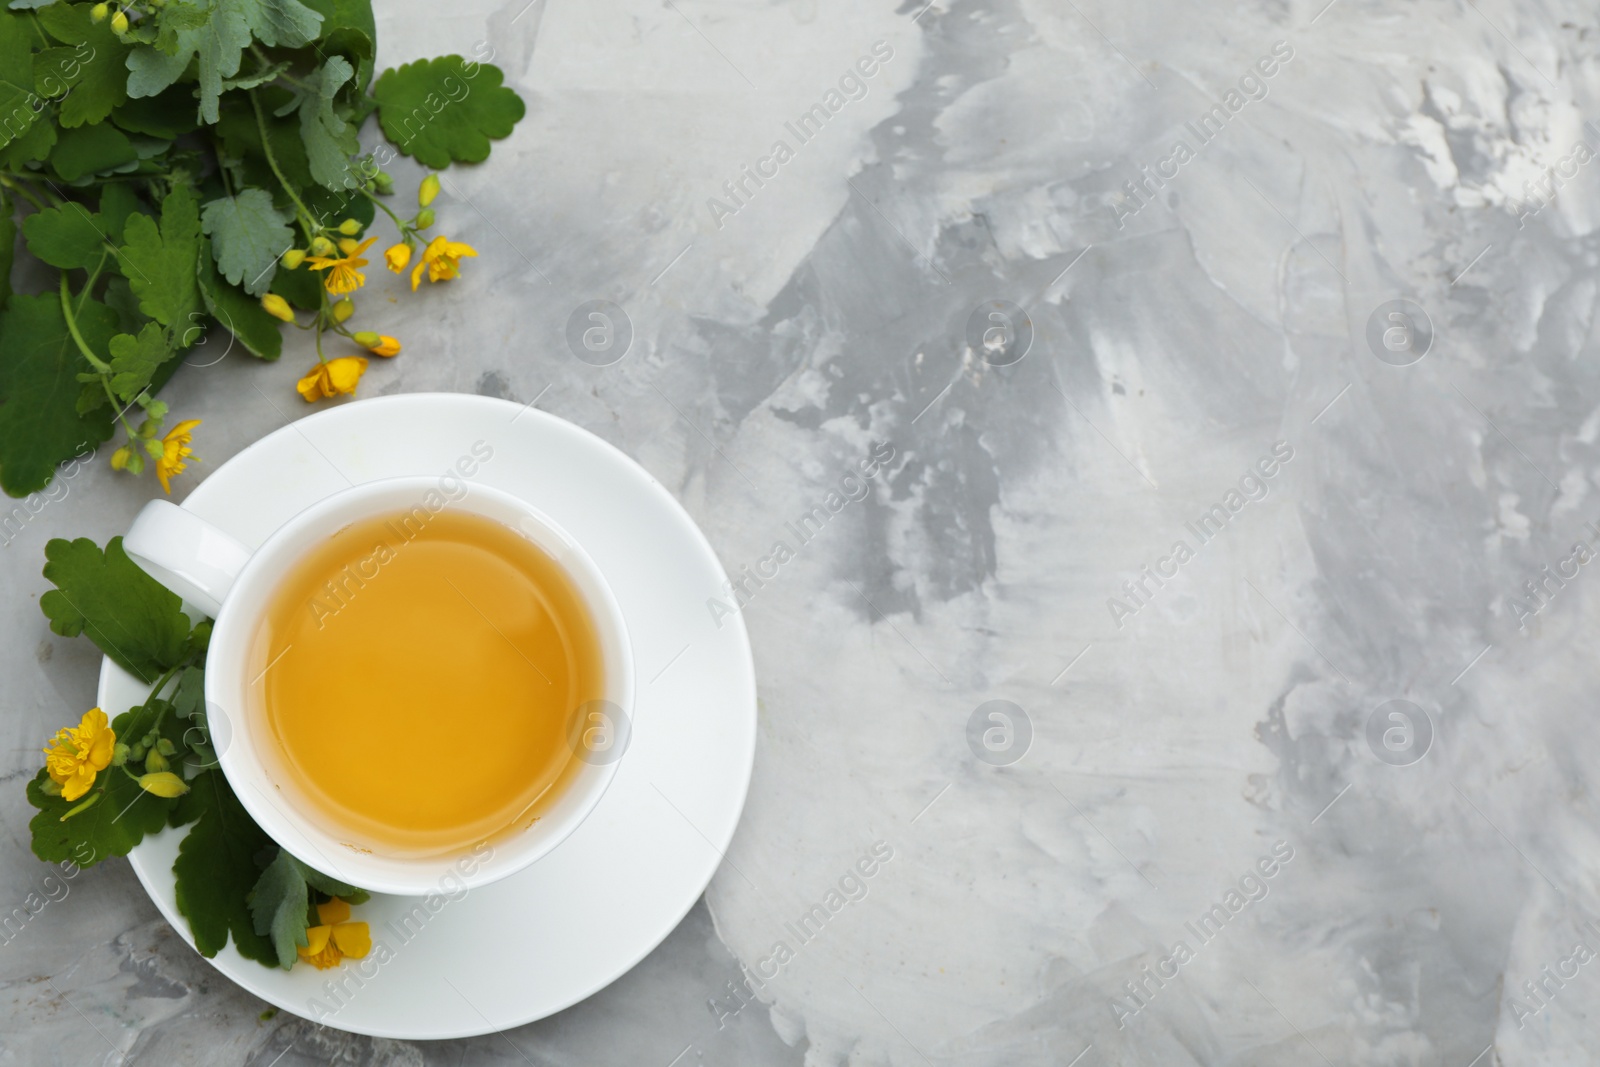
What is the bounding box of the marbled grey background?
[8,0,1600,1063]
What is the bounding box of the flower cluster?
[261,174,477,406]
[111,418,201,494]
[41,705,189,816]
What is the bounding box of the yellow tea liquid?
[250,508,602,857]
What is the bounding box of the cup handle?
[123,500,252,619]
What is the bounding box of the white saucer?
[101,393,756,1039]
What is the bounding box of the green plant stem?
[364,191,407,231]
[77,251,110,314]
[249,90,316,233]
[145,662,184,703]
[59,273,110,374]
[0,175,50,212]
[59,273,138,438]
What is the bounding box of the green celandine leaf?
[249,848,311,968]
[287,853,364,899]
[302,0,376,92]
[26,763,174,868]
[40,535,191,682]
[118,184,202,328]
[125,0,325,124]
[0,117,55,168]
[222,60,291,92]
[49,122,138,181]
[200,188,293,296]
[34,2,132,128]
[0,10,39,153]
[112,89,203,139]
[96,183,143,244]
[373,56,525,169]
[198,243,283,359]
[21,202,110,270]
[171,664,205,720]
[171,769,277,964]
[0,198,13,307]
[287,56,359,191]
[106,321,171,400]
[0,294,116,496]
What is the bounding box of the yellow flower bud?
[332,298,354,323]
[110,9,128,34]
[144,749,169,772]
[310,235,335,257]
[418,174,440,207]
[384,243,411,272]
[352,331,380,346]
[337,237,360,255]
[368,335,401,357]
[281,249,306,269]
[338,218,362,235]
[90,2,109,21]
[261,293,294,322]
[110,445,131,471]
[137,771,189,798]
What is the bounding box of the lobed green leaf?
[172,769,276,964]
[118,184,202,328]
[373,56,525,169]
[200,187,293,296]
[0,294,116,496]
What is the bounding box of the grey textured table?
[5,0,1600,1063]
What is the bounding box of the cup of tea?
[122,475,634,896]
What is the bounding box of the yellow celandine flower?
[296,357,368,402]
[409,235,477,291]
[44,708,115,802]
[155,419,201,494]
[298,899,372,969]
[384,243,411,272]
[306,236,377,296]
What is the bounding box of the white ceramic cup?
[122,476,634,896]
